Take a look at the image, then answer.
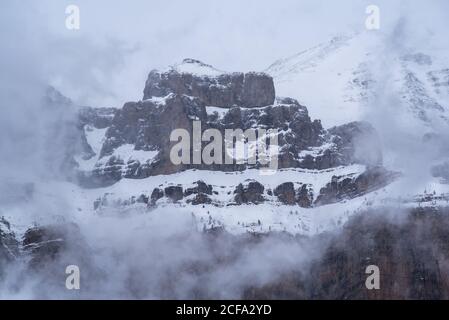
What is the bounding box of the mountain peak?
[181,58,211,66]
[170,58,225,77]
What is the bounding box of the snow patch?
[105,144,159,165]
[171,58,225,77]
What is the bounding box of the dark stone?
[150,188,164,204]
[22,223,82,269]
[74,60,386,187]
[297,184,313,208]
[315,167,398,205]
[78,106,117,129]
[241,72,276,108]
[184,181,213,197]
[143,61,275,108]
[0,217,19,276]
[164,186,184,202]
[274,182,296,205]
[234,181,265,204]
[328,121,383,167]
[244,207,449,299]
[191,193,212,205]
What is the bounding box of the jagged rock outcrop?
[244,207,449,299]
[150,188,164,205]
[315,166,398,205]
[143,59,275,108]
[184,180,213,197]
[78,106,116,129]
[0,217,19,277]
[22,223,83,269]
[164,186,184,202]
[297,184,314,208]
[328,121,383,167]
[69,59,389,210]
[273,182,314,207]
[298,121,382,170]
[18,223,101,295]
[274,182,296,205]
[92,165,397,211]
[190,193,213,205]
[42,87,118,182]
[234,181,265,204]
[149,181,215,206]
[185,181,214,205]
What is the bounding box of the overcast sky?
[1,0,448,107]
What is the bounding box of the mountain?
[266,32,449,130]
[20,57,448,238]
[3,55,449,300]
[4,40,449,240]
[51,57,400,235]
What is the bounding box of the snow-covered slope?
[4,162,448,240]
[266,31,449,130]
[169,58,226,77]
[6,52,449,240]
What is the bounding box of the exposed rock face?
[143,59,275,108]
[0,217,19,276]
[5,207,449,299]
[184,180,213,197]
[82,93,380,186]
[77,93,202,187]
[23,226,66,269]
[244,207,449,300]
[234,181,265,204]
[21,222,96,283]
[190,193,212,205]
[298,121,382,170]
[78,106,116,129]
[164,186,184,202]
[149,181,215,206]
[150,188,164,205]
[16,223,101,296]
[315,166,398,206]
[185,181,214,205]
[297,184,314,208]
[92,166,397,211]
[327,121,383,167]
[273,182,314,207]
[22,223,85,269]
[274,182,296,205]
[70,59,389,208]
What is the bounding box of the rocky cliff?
[71,58,389,213]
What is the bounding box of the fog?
[362,16,449,196]
[4,0,449,108]
[1,0,449,299]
